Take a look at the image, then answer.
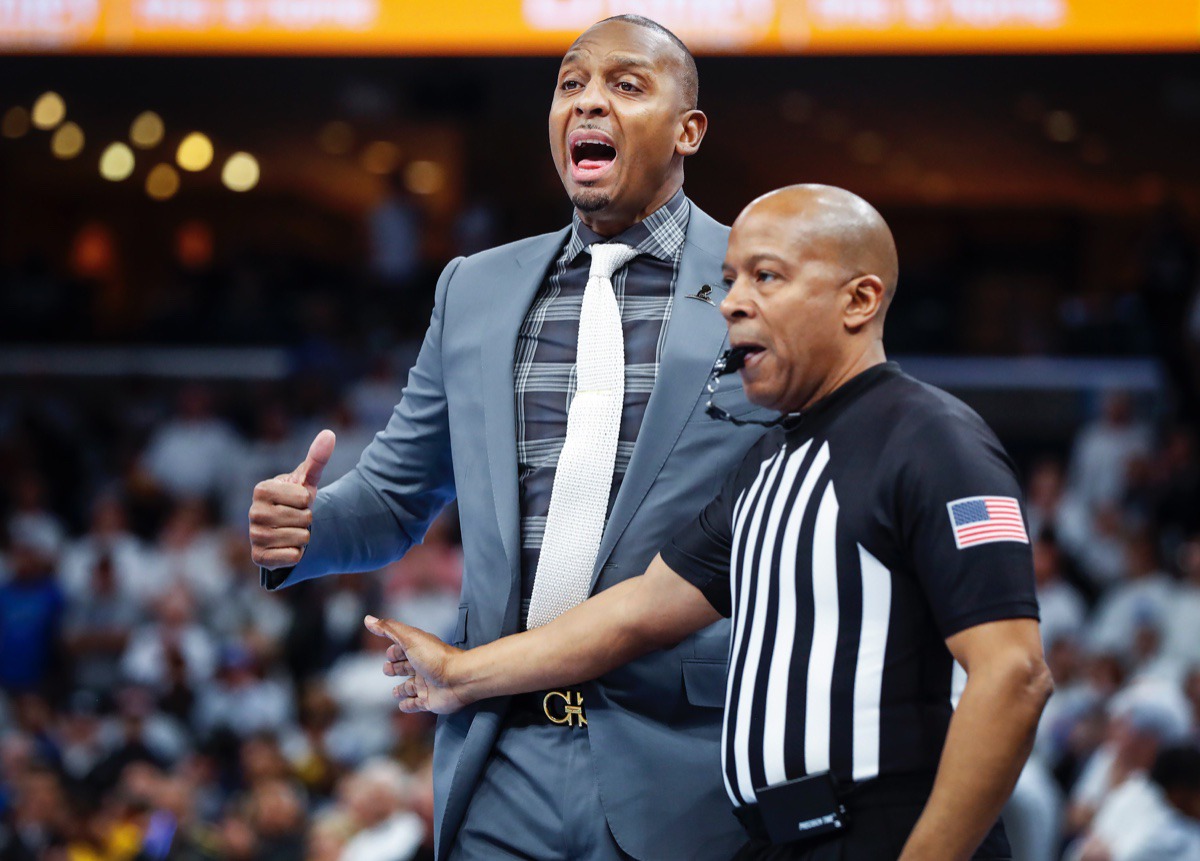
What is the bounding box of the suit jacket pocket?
[453,603,468,647]
[682,658,727,709]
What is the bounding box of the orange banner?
[1,0,1197,54]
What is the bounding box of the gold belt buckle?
[543,690,587,728]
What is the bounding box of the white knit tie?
[527,242,638,628]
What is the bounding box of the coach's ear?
[676,109,708,157]
[843,274,886,332]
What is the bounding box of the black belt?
[506,690,589,728]
[733,772,936,844]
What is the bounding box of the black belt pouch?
[756,771,850,845]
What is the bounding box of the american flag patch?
[946,496,1029,549]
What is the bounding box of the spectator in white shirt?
[1089,533,1176,662]
[1067,680,1194,836]
[1073,505,1135,590]
[139,384,244,501]
[1068,390,1152,511]
[1035,530,1088,648]
[62,553,141,694]
[338,758,424,861]
[1072,744,1200,861]
[144,499,233,614]
[121,588,217,690]
[1003,756,1065,861]
[192,644,293,739]
[59,494,159,609]
[6,471,65,570]
[1026,457,1093,557]
[1163,536,1200,666]
[323,627,397,765]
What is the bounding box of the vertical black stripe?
[724,447,784,805]
[827,523,864,779]
[744,444,817,791]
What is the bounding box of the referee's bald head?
[719,184,898,412]
[747,184,898,318]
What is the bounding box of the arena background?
[1,2,1199,859]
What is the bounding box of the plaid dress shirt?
[515,189,690,625]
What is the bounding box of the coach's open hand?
[364,615,471,715]
[248,429,336,570]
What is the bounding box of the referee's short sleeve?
[893,409,1039,639]
[661,473,736,617]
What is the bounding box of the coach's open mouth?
[569,130,617,182]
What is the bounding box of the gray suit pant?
[448,718,634,861]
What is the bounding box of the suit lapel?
[591,205,730,584]
[481,227,571,633]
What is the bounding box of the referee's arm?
[362,554,723,714]
[898,616,1053,861]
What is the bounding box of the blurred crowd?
[0,368,462,861]
[1011,391,1200,861]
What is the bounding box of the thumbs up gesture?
[249,430,336,570]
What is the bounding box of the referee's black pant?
[730,775,1011,861]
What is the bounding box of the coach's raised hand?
[248,429,336,570]
[364,615,471,715]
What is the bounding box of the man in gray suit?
[248,14,773,860]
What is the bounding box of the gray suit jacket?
[267,202,774,859]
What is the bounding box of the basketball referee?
[365,185,1053,861]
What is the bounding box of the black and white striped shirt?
[662,363,1038,807]
[514,190,689,626]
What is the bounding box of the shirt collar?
[784,362,903,430]
[561,188,690,266]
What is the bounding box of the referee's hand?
[364,615,470,715]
